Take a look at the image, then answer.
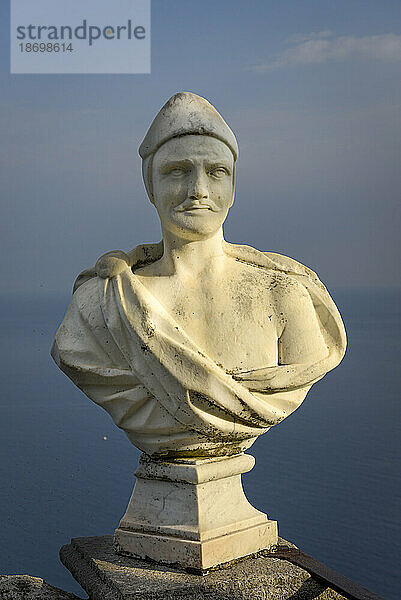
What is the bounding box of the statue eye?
[169,167,186,176]
[209,167,228,178]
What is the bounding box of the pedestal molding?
[115,452,278,570]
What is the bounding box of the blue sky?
[1,0,400,294]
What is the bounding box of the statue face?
[151,135,234,240]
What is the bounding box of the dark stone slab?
[0,575,82,599]
[60,535,349,600]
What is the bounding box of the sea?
[0,289,399,599]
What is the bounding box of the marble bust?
[52,92,346,569]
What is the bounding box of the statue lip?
[175,202,218,212]
[184,206,211,211]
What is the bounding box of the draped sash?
[53,241,346,453]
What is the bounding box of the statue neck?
[159,228,225,277]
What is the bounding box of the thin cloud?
[252,32,401,72]
[286,30,332,44]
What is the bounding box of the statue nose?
[188,174,209,200]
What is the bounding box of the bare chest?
[135,269,280,372]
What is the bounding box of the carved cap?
[139,92,238,161]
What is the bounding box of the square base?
[115,519,278,572]
[114,453,278,570]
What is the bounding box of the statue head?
[139,92,239,240]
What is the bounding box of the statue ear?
[142,156,154,204]
[229,163,236,208]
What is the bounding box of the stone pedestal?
[114,453,278,571]
[60,535,350,600]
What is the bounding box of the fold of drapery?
[53,240,346,455]
[100,266,306,438]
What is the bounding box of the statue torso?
[134,255,286,373]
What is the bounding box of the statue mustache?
[174,198,220,212]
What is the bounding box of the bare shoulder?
[133,260,162,278]
[260,272,316,339]
[237,259,308,296]
[270,273,311,306]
